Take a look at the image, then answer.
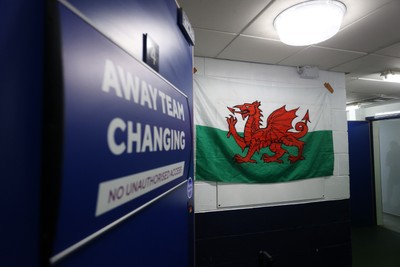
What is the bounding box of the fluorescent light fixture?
[381,70,400,83]
[273,0,346,46]
[357,70,400,83]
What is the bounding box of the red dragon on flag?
[226,101,310,164]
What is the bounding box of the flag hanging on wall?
[194,75,334,183]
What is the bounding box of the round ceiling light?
[273,0,346,46]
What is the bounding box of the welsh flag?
[194,75,334,183]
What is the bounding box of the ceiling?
[177,0,400,107]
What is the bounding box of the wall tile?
[332,109,349,131]
[324,176,350,199]
[333,131,349,154]
[194,181,217,212]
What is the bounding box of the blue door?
[348,121,375,226]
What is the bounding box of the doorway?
[372,118,400,233]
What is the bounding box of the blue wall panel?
[55,184,190,267]
[66,0,193,98]
[47,0,194,266]
[0,1,44,266]
[196,200,352,267]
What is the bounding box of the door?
[348,121,375,226]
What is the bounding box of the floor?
[352,221,400,267]
[383,213,400,233]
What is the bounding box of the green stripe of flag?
[195,125,334,183]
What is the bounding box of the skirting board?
[217,178,325,208]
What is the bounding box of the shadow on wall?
[383,140,400,215]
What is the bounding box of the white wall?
[346,106,365,121]
[347,101,400,121]
[194,57,349,212]
[364,102,400,118]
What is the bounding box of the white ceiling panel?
[332,54,400,75]
[193,29,236,58]
[320,1,400,52]
[177,0,271,33]
[278,46,366,70]
[339,0,393,28]
[346,79,400,96]
[346,90,378,103]
[177,0,400,106]
[218,35,303,64]
[375,42,400,58]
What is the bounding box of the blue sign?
[53,6,192,256]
